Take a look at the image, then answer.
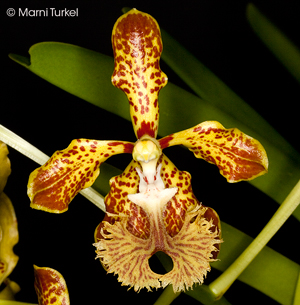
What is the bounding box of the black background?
[1,1,300,304]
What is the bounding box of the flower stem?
[0,124,106,212]
[209,179,300,299]
[153,285,181,305]
[0,124,49,165]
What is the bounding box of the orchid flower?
[27,8,268,293]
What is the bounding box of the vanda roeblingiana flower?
[27,9,268,292]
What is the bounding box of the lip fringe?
[94,205,222,293]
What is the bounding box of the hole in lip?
[148,251,173,274]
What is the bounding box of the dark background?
[1,1,300,304]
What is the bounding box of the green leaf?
[9,43,129,121]
[293,271,300,305]
[9,43,300,221]
[247,3,300,84]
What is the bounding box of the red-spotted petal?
[95,159,150,241]
[111,8,167,139]
[160,154,200,236]
[33,265,70,305]
[160,154,221,245]
[94,154,221,292]
[28,139,134,213]
[159,121,268,182]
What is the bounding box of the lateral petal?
[33,265,70,305]
[159,121,268,182]
[28,139,133,213]
[111,8,167,139]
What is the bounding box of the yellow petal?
[159,121,268,182]
[111,8,167,139]
[33,265,70,305]
[0,193,19,286]
[0,141,11,193]
[28,139,134,213]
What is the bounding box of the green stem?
[0,124,49,165]
[0,124,106,212]
[153,285,181,305]
[209,179,300,299]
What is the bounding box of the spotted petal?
[159,121,268,182]
[33,265,70,305]
[28,139,134,213]
[95,159,150,241]
[111,8,167,139]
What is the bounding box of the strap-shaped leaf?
[247,4,300,84]
[33,265,69,305]
[159,121,268,182]
[28,139,134,213]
